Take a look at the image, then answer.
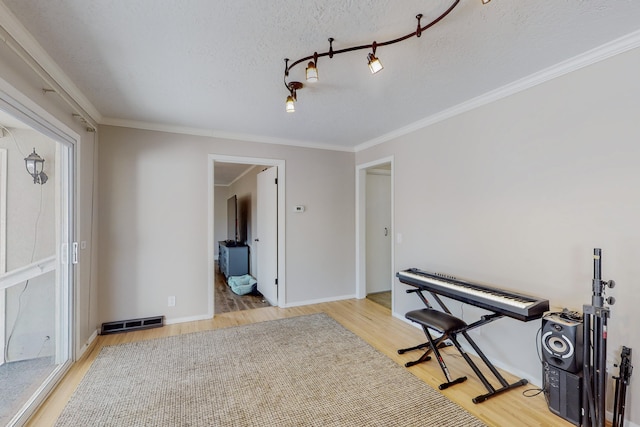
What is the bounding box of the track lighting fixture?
[24,148,48,184]
[283,0,490,112]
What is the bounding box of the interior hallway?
[214,262,270,313]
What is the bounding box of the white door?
[366,171,392,294]
[256,166,278,305]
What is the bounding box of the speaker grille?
[541,313,583,374]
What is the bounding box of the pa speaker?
[545,363,582,426]
[541,313,583,373]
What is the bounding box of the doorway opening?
[356,157,394,312]
[208,155,286,317]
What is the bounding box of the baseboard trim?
[282,294,355,308]
[76,328,98,360]
[164,313,212,325]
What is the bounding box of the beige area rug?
[55,314,486,426]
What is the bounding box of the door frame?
[208,154,286,316]
[355,156,394,307]
[0,147,6,365]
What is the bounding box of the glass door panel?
[0,106,73,426]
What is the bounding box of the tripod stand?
[582,248,615,427]
[612,346,633,427]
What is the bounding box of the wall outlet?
[168,296,176,307]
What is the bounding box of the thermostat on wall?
[294,205,305,213]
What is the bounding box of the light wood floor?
[26,299,573,427]
[366,290,391,310]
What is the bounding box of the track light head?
[285,81,303,113]
[367,53,383,74]
[306,61,318,82]
[367,41,383,74]
[306,52,319,82]
[285,95,296,113]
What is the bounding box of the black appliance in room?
[542,311,584,426]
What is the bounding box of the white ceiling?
[214,162,256,187]
[2,0,640,151]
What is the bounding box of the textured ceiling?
[3,0,640,150]
[214,162,255,187]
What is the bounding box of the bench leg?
[398,342,430,355]
[398,339,451,355]
[402,330,454,367]
[419,327,467,389]
[404,348,432,367]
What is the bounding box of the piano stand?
[404,308,528,403]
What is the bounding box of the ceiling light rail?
[283,0,490,113]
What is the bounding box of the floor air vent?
[101,315,165,335]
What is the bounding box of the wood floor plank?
[26,299,572,427]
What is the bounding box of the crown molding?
[355,29,640,153]
[0,1,102,124]
[100,117,355,152]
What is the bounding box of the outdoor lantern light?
[24,148,48,184]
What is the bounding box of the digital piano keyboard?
[397,268,549,322]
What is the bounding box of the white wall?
[357,46,640,424]
[97,126,355,323]
[1,128,56,270]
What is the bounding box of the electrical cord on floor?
[522,326,548,404]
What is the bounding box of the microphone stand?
[582,248,615,427]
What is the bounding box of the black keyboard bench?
[401,307,529,403]
[403,308,468,390]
